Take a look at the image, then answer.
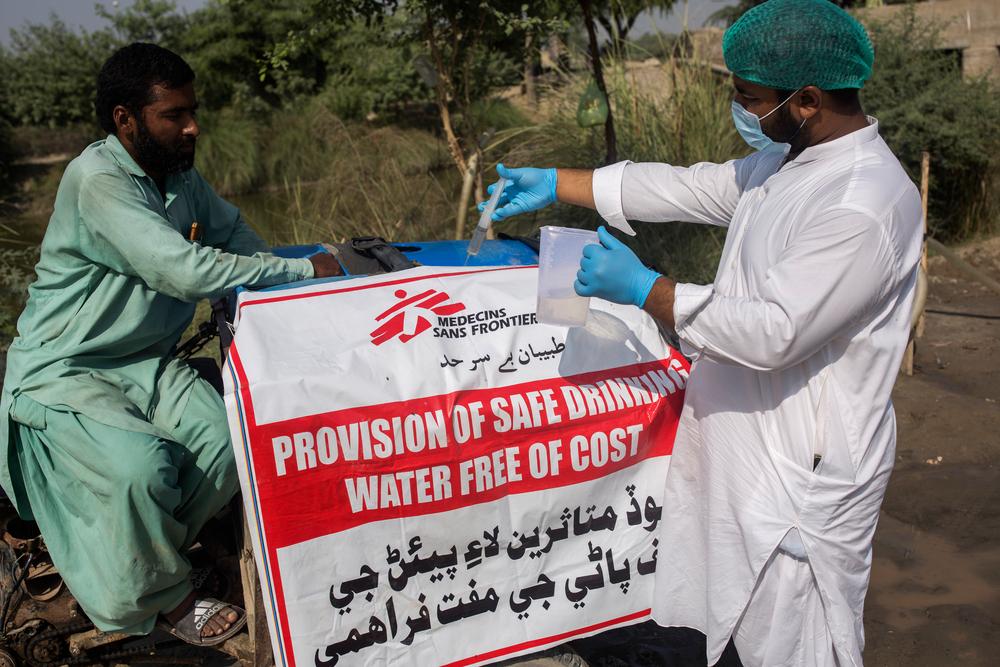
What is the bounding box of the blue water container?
[262,239,539,292]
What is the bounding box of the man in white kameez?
[480,0,921,664]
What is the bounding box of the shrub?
[0,1,192,129]
[256,120,458,247]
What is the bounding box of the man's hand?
[479,163,558,221]
[309,252,343,278]
[574,226,660,307]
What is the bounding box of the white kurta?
[592,119,922,667]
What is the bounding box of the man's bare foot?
[164,592,241,638]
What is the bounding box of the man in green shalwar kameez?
[0,43,342,645]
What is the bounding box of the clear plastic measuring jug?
[536,226,599,327]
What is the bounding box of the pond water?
[228,190,298,243]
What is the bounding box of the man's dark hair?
[95,42,195,135]
[825,88,861,110]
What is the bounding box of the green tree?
[0,1,192,128]
[96,0,190,49]
[412,1,530,172]
[181,0,343,112]
[0,57,13,181]
[579,0,618,163]
[318,14,431,121]
[0,17,116,127]
[262,1,552,174]
[594,0,676,53]
[0,117,13,185]
[552,0,675,165]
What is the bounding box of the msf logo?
[370,287,466,346]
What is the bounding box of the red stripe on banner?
[246,358,686,548]
[229,345,297,667]
[239,265,535,313]
[441,609,651,667]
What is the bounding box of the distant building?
[858,0,1000,81]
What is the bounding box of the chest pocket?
[164,192,197,238]
[137,176,196,237]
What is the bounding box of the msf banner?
[224,265,689,667]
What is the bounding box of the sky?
[0,0,209,44]
[0,0,731,46]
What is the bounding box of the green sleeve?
[77,170,314,302]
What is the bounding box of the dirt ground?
[862,238,1000,666]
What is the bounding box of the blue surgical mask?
[731,89,800,152]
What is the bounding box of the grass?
[0,246,40,350]
[198,93,547,248]
[193,111,261,196]
[8,124,98,160]
[196,99,467,246]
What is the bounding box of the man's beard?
[769,103,808,148]
[133,119,196,176]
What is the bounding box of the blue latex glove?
[478,163,557,221]
[575,226,661,307]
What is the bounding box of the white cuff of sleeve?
[592,160,635,236]
[673,283,714,360]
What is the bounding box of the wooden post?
[242,512,275,666]
[916,151,930,338]
[223,510,275,666]
[901,332,915,376]
[902,151,930,376]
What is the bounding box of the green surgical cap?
[723,0,875,90]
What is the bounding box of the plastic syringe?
[467,177,507,257]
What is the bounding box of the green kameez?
[0,135,313,633]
